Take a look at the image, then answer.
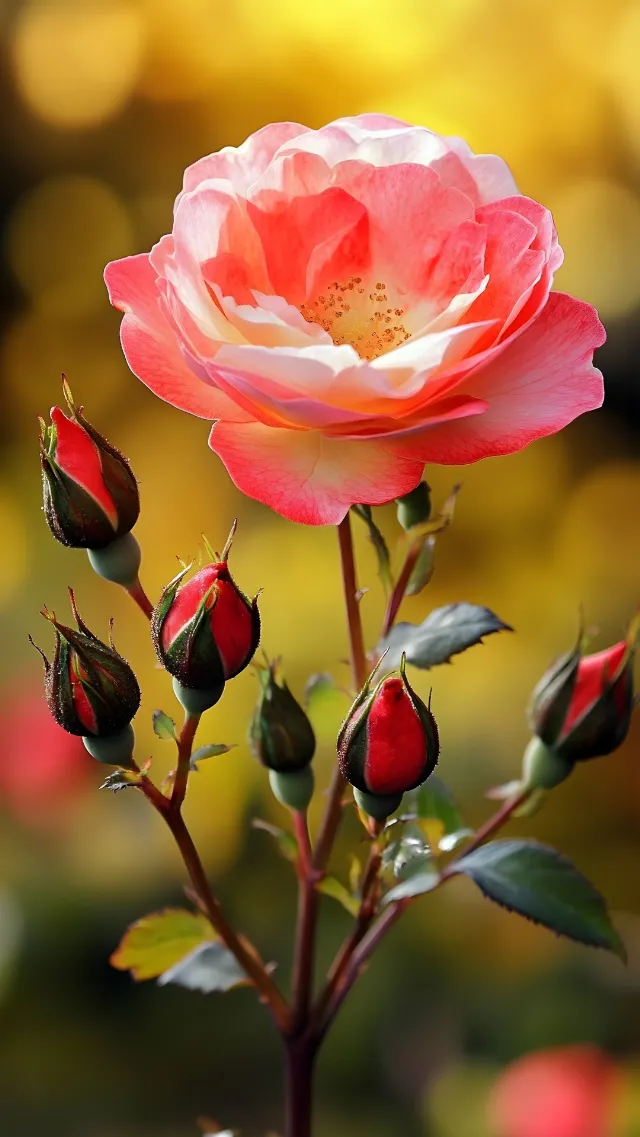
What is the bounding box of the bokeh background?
[1,1,640,1134]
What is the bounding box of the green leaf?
[99,771,137,792]
[317,876,360,916]
[384,868,441,904]
[153,710,177,741]
[110,909,214,980]
[405,535,436,597]
[252,818,298,862]
[158,942,248,993]
[415,777,464,832]
[453,839,626,958]
[352,504,393,593]
[379,602,512,669]
[190,743,236,770]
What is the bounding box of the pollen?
[299,276,410,360]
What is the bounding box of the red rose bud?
[152,534,260,697]
[40,379,139,550]
[529,628,636,766]
[338,656,439,818]
[30,590,140,768]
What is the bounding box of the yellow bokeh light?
[605,2,640,168]
[2,310,131,426]
[550,178,640,318]
[7,176,134,319]
[137,0,243,101]
[0,486,28,610]
[12,0,144,128]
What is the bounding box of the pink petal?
[208,420,425,525]
[181,122,311,194]
[444,135,519,203]
[247,186,370,304]
[385,292,605,462]
[104,254,246,420]
[335,162,475,302]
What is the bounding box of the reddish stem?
[318,788,530,1034]
[290,810,318,1035]
[170,713,200,813]
[313,840,382,1028]
[124,577,154,620]
[313,515,368,872]
[381,539,422,638]
[136,759,290,1031]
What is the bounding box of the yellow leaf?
[110,908,215,980]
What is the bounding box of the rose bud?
[30,590,140,769]
[152,530,260,715]
[338,655,439,820]
[250,661,316,812]
[523,627,637,790]
[40,379,139,554]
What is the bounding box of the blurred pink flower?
[0,686,89,826]
[489,1045,619,1137]
[106,115,605,525]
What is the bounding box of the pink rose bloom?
[105,115,605,525]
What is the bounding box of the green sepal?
[250,661,316,773]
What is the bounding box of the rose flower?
[105,115,604,525]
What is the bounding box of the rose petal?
[384,292,605,462]
[208,420,425,525]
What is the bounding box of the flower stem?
[284,1034,317,1137]
[170,712,200,813]
[166,809,290,1030]
[313,839,383,1029]
[124,576,154,620]
[381,538,422,638]
[318,788,530,1034]
[137,755,290,1032]
[291,810,319,1034]
[313,515,368,872]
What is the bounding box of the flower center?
[299,276,411,360]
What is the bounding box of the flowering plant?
[33,117,634,1137]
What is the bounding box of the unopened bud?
[31,591,140,767]
[250,661,316,773]
[529,630,636,765]
[152,531,260,693]
[39,379,139,550]
[338,656,439,818]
